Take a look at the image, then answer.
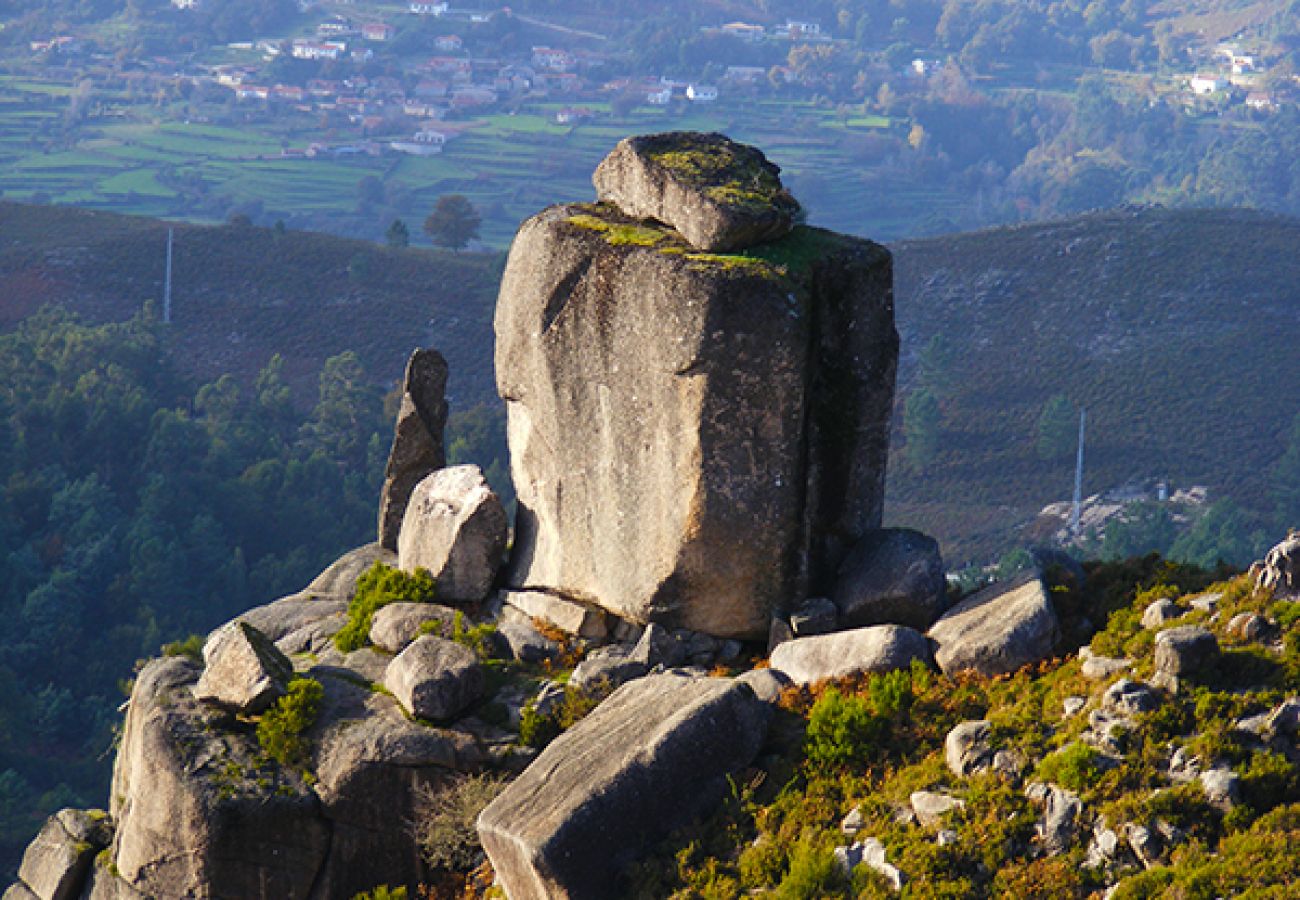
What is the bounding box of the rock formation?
[378,348,449,551]
[497,131,897,639]
[396,464,508,603]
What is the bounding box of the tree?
[385,219,410,248]
[1271,412,1300,531]
[1036,394,1076,461]
[423,195,481,251]
[903,388,941,471]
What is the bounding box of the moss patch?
[639,133,798,217]
[566,213,666,247]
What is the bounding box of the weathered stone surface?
[1154,626,1218,676]
[277,614,347,657]
[833,838,904,891]
[503,589,609,639]
[570,647,646,693]
[1142,598,1183,630]
[498,612,563,665]
[737,667,791,704]
[378,348,449,550]
[369,601,460,653]
[1226,611,1271,643]
[928,574,1059,677]
[592,132,799,252]
[384,635,484,721]
[1257,533,1300,599]
[910,791,964,828]
[477,673,770,899]
[1080,647,1132,680]
[397,465,508,603]
[768,624,931,686]
[12,808,112,900]
[946,721,994,778]
[1025,782,1083,856]
[235,596,350,644]
[108,657,330,900]
[789,597,838,637]
[1200,767,1241,809]
[1102,679,1160,716]
[193,621,293,715]
[631,622,688,669]
[496,194,896,640]
[831,528,946,630]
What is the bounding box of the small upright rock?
[383,635,484,721]
[593,132,799,252]
[397,465,508,603]
[378,348,449,550]
[1025,782,1083,856]
[1141,598,1182,630]
[1154,626,1218,676]
[928,574,1059,677]
[831,528,946,630]
[1257,533,1300,599]
[910,791,964,829]
[368,601,460,653]
[789,597,838,637]
[945,720,994,777]
[193,621,293,715]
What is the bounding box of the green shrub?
[773,837,845,899]
[161,634,205,661]
[256,677,323,772]
[804,689,884,770]
[737,837,785,889]
[334,562,436,652]
[451,610,498,660]
[518,684,605,749]
[350,887,407,900]
[1035,743,1101,792]
[412,773,505,870]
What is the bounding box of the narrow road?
[513,13,608,41]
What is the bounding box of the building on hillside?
[351,48,375,62]
[686,83,717,102]
[449,87,497,108]
[317,16,352,35]
[409,1,448,14]
[292,39,346,60]
[646,86,673,105]
[171,0,203,9]
[531,47,574,72]
[1245,91,1278,111]
[361,23,395,41]
[390,129,447,155]
[235,84,270,100]
[1189,75,1227,94]
[434,34,463,52]
[719,22,765,42]
[780,20,822,39]
[554,106,593,124]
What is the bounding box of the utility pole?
[163,227,173,324]
[1070,409,1086,536]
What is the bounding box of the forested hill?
[887,206,1300,567]
[0,201,501,409]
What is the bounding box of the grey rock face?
[945,721,994,778]
[1141,598,1182,630]
[928,574,1059,677]
[497,612,563,665]
[369,601,460,653]
[1025,782,1083,856]
[503,589,609,639]
[384,635,484,721]
[12,808,112,900]
[910,791,964,829]
[831,528,946,630]
[1257,533,1300,599]
[592,132,799,252]
[737,668,792,704]
[1200,767,1241,809]
[477,673,770,899]
[496,191,896,640]
[1080,650,1132,681]
[789,597,838,637]
[378,348,449,550]
[193,621,293,715]
[1154,626,1219,676]
[768,624,931,686]
[397,465,508,603]
[1226,611,1271,643]
[1102,679,1160,716]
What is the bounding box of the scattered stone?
[569,646,647,693]
[716,640,743,662]
[928,574,1059,677]
[1256,533,1300,599]
[1124,822,1164,868]
[1102,679,1160,717]
[193,621,293,715]
[1234,710,1272,738]
[397,465,508,604]
[1186,592,1222,614]
[833,838,904,891]
[1226,612,1271,643]
[477,673,771,899]
[1063,696,1087,718]
[1265,698,1300,737]
[1199,767,1241,810]
[612,618,645,644]
[276,614,347,656]
[840,806,864,836]
[1167,747,1202,783]
[1154,626,1218,676]
[768,624,931,686]
[683,630,720,665]
[946,721,994,778]
[631,623,688,669]
[1085,824,1122,869]
[936,829,958,847]
[736,668,791,704]
[831,528,946,630]
[910,791,965,828]
[592,131,799,252]
[1025,782,1083,856]
[1141,598,1182,630]
[496,182,897,639]
[13,808,113,900]
[1084,709,1135,755]
[789,597,838,637]
[992,749,1027,780]
[1080,648,1132,681]
[496,610,562,665]
[503,589,609,640]
[383,635,484,721]
[377,347,448,550]
[369,601,460,653]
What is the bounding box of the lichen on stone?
[641,132,798,217]
[566,213,667,247]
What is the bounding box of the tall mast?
[1070,408,1086,536]
[163,227,174,324]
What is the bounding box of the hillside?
[887,206,1300,566]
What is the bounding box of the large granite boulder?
[767,624,931,686]
[1256,533,1300,599]
[502,589,609,639]
[497,138,896,639]
[1154,626,1219,676]
[9,808,112,900]
[193,621,294,715]
[369,601,460,653]
[928,574,1059,677]
[378,348,449,550]
[383,635,484,721]
[831,528,946,630]
[592,132,799,252]
[397,465,508,603]
[477,672,771,898]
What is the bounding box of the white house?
[408,1,447,14]
[1189,75,1226,95]
[686,83,717,102]
[292,39,346,60]
[645,86,673,105]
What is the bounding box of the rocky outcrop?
[396,465,508,603]
[497,133,897,639]
[768,624,931,686]
[477,673,770,899]
[1154,625,1218,676]
[928,574,1059,677]
[592,132,799,252]
[7,808,112,900]
[830,528,946,630]
[384,636,484,721]
[1256,532,1300,599]
[192,621,293,715]
[502,589,609,639]
[378,348,449,551]
[369,601,460,653]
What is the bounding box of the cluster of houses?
[700,20,827,44]
[1182,37,1290,112]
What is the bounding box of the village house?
[361,23,395,41]
[645,85,673,105]
[780,20,823,40]
[235,84,270,100]
[719,22,766,42]
[1189,74,1227,95]
[554,106,593,124]
[317,15,352,35]
[273,84,306,102]
[292,39,346,61]
[534,72,580,94]
[531,47,574,72]
[390,129,447,155]
[425,56,472,79]
[403,99,445,118]
[686,83,718,102]
[1245,90,1278,111]
[409,1,447,13]
[434,35,463,52]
